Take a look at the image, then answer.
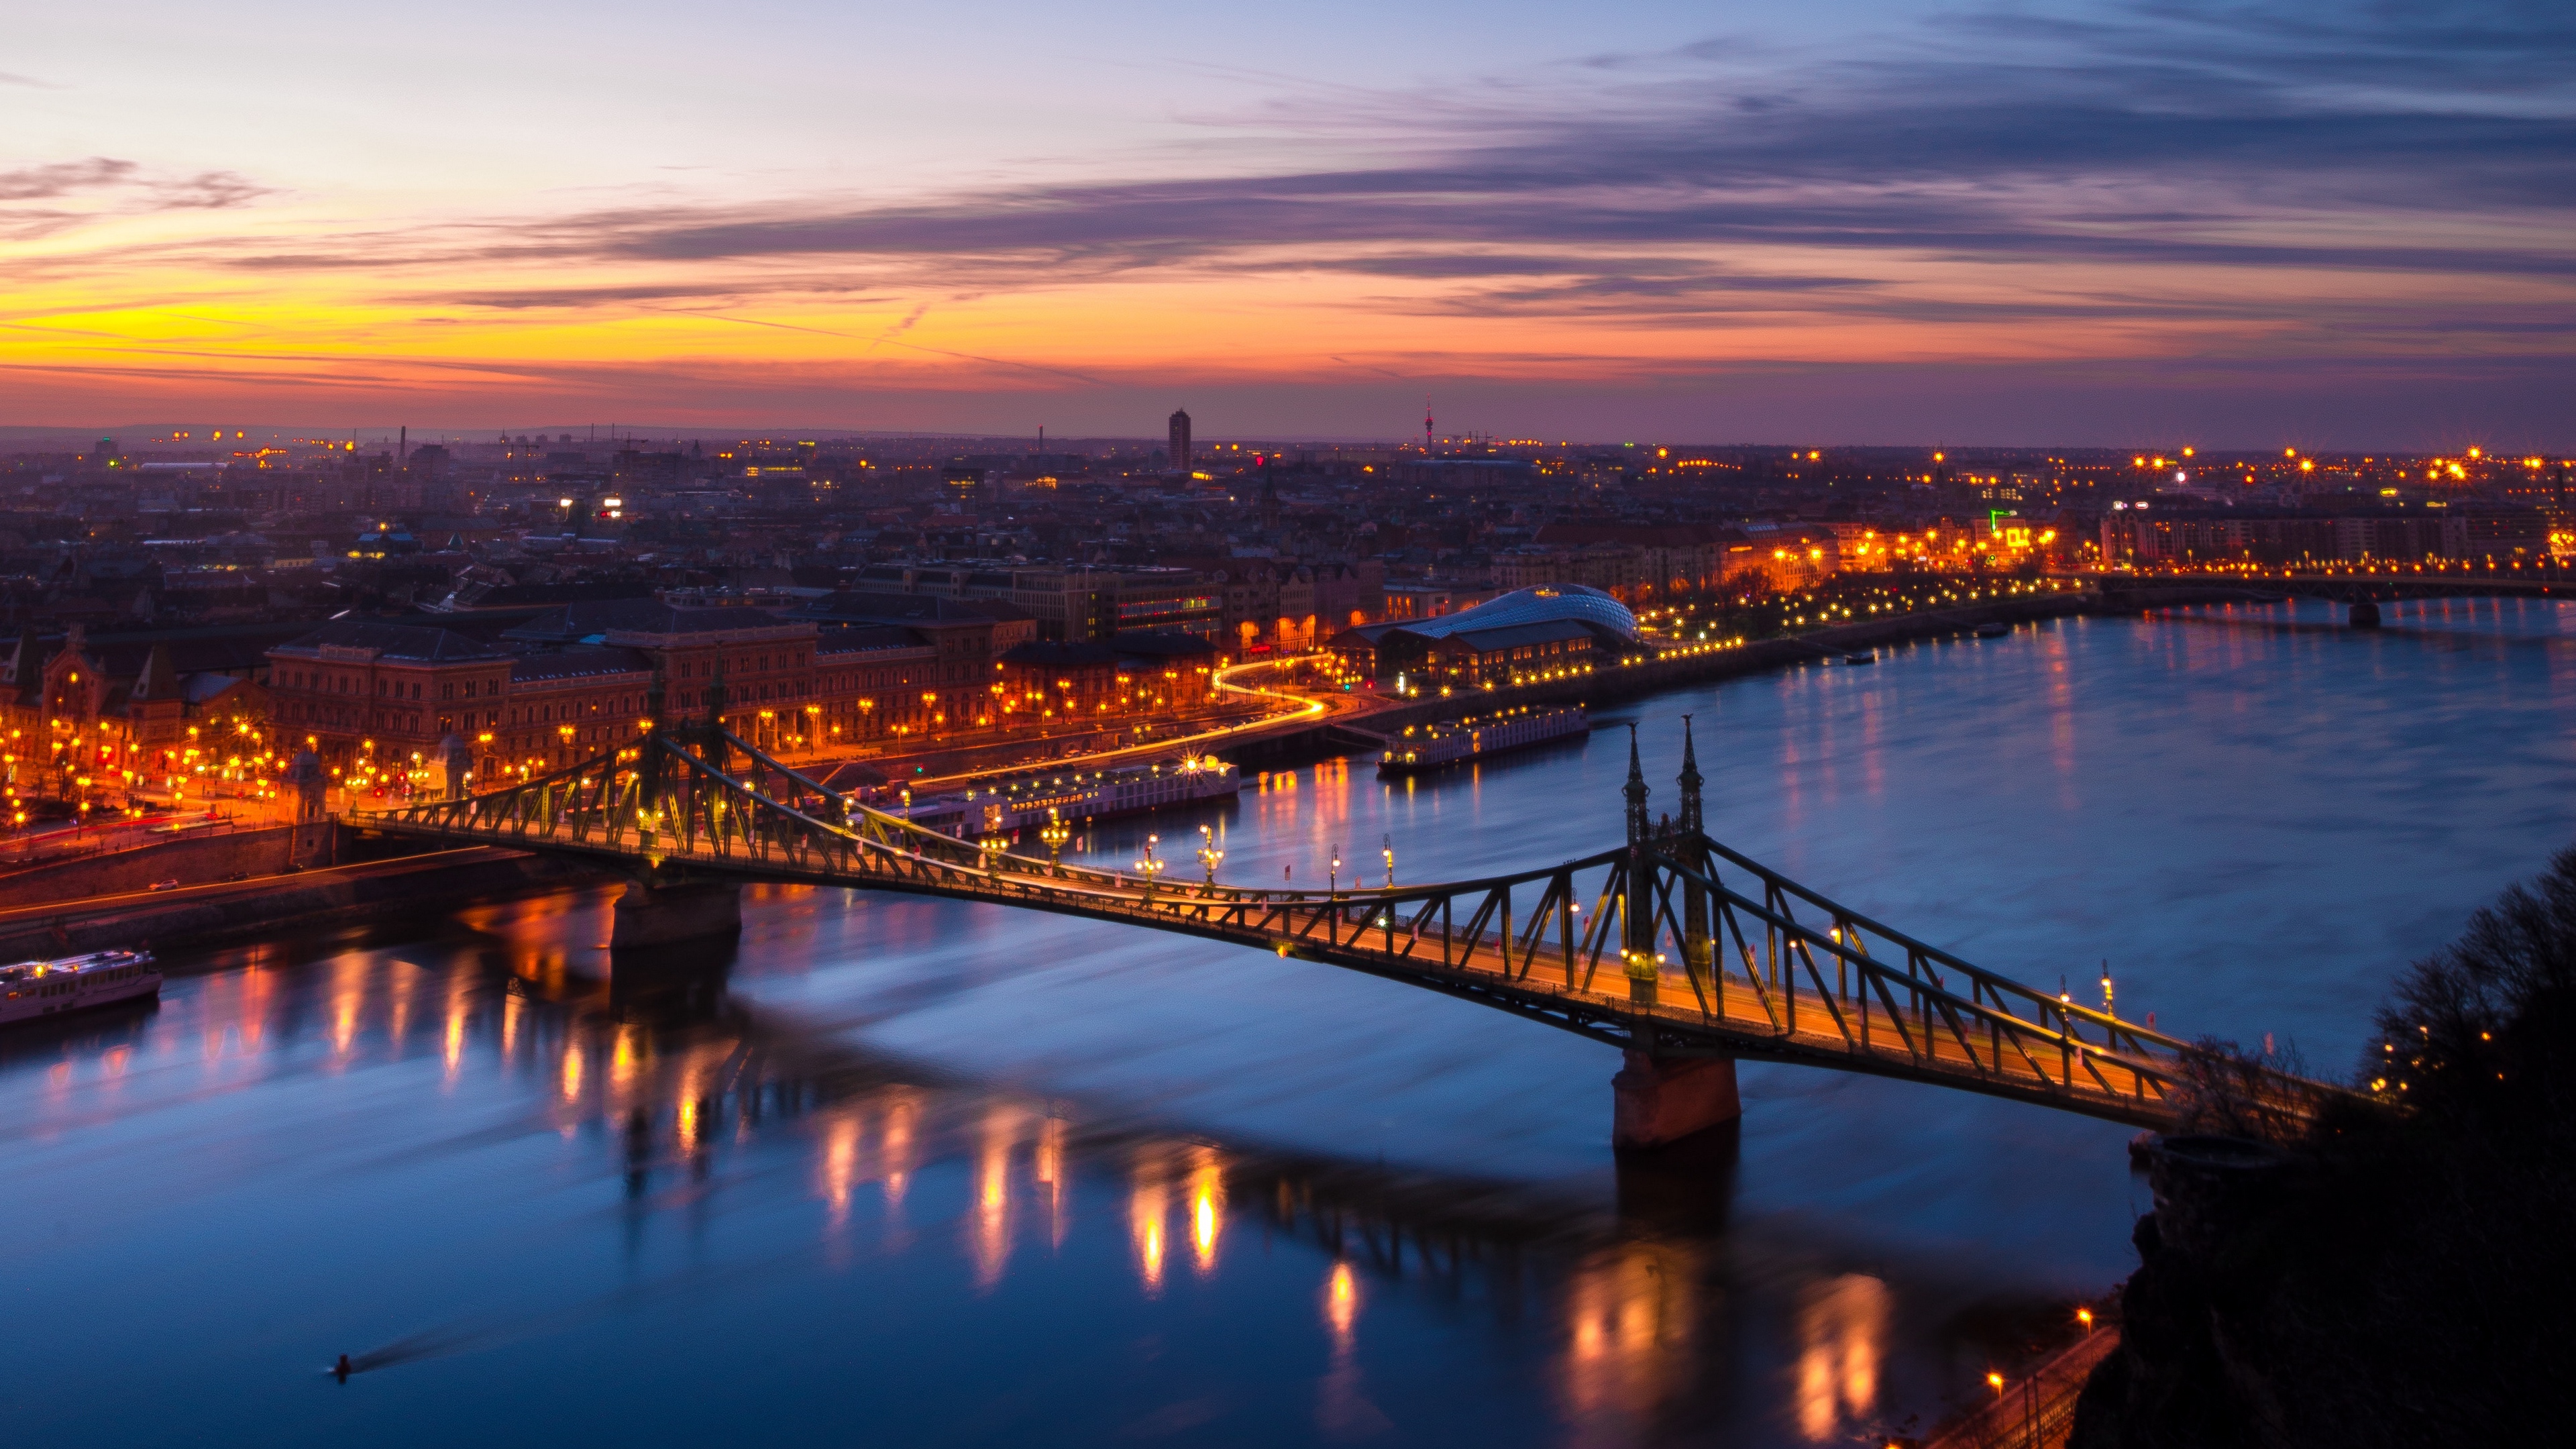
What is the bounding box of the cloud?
[150,170,270,210]
[0,158,137,201]
[337,1,2556,301]
[7,0,2571,440]
[0,156,269,243]
[0,71,60,89]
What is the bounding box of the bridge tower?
[1621,726,1656,1004]
[1676,715,1712,979]
[1611,722,1741,1152]
[609,657,743,952]
[699,651,732,774]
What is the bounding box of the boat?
[1974,621,2010,638]
[901,753,1243,836]
[1379,704,1589,774]
[1,950,161,1026]
[1843,652,1876,664]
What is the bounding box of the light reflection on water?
[5,598,2574,1448]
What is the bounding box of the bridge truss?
[355,724,2334,1130]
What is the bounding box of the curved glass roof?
[1399,584,1638,642]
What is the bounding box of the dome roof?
[1399,584,1638,642]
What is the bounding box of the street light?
[1135,833,1164,902]
[1197,823,1223,885]
[1040,808,1071,873]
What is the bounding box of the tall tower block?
[1168,409,1193,470]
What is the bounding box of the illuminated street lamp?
[1135,833,1164,902]
[1040,808,1071,873]
[1197,823,1223,885]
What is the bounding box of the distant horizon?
[0,421,2561,458]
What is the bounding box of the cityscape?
[2,427,2568,824]
[5,3,2571,1448]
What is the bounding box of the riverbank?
[1929,1325,2123,1449]
[1231,582,2174,765]
[0,841,609,961]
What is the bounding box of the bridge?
[2104,567,2573,623]
[352,700,2339,1146]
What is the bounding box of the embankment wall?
[0,847,610,961]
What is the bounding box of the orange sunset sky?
[7,1,2572,445]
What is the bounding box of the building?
[266,619,521,784]
[1496,523,1821,603]
[1332,584,1638,688]
[3,623,286,806]
[1380,582,1496,621]
[1169,409,1193,471]
[993,630,1227,729]
[1163,557,1385,654]
[845,563,1222,643]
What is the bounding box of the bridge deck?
[349,725,2343,1134]
[367,813,2187,1128]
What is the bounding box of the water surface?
[9,598,2571,1447]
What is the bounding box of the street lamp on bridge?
[1135,833,1164,902]
[1040,808,1071,873]
[1197,823,1223,885]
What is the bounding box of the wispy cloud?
[149,170,268,210]
[0,156,271,241]
[5,1,2571,437]
[278,2,2565,306]
[0,157,137,201]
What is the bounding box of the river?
[9,597,2573,1447]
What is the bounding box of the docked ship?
[896,754,1243,836]
[1379,705,1589,774]
[1,950,161,1026]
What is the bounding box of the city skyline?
[6,1,2572,447]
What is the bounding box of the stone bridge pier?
[610,869,743,951]
[1613,1051,1741,1151]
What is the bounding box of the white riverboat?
[1379,705,1590,774]
[1,950,161,1026]
[897,754,1243,836]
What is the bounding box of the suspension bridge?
[351,702,2338,1144]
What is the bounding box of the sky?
[4,1,2573,446]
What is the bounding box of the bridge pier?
[2349,600,2381,629]
[610,875,743,950]
[1612,1051,1741,1151]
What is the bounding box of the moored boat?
[1,950,160,1027]
[896,754,1243,836]
[1379,705,1589,774]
